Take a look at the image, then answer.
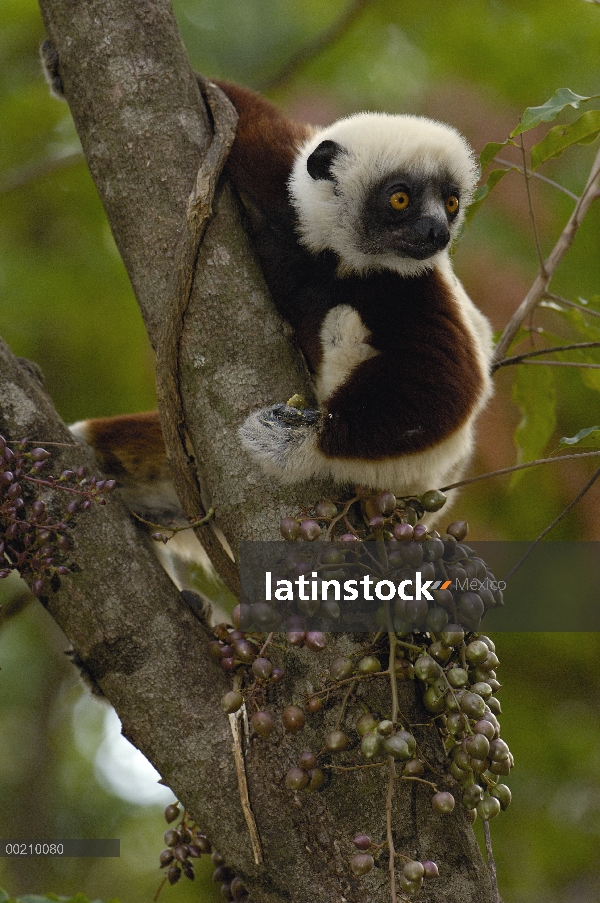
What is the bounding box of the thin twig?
[520,135,546,272]
[386,756,398,903]
[493,341,600,371]
[440,450,600,493]
[493,143,600,366]
[483,820,502,903]
[516,360,600,369]
[229,708,264,864]
[542,291,600,320]
[503,465,600,582]
[495,157,579,202]
[335,680,357,731]
[260,0,372,92]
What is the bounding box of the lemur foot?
[239,403,322,481]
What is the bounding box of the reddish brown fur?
[213,80,312,212]
[83,411,169,483]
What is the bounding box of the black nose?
[413,216,450,250]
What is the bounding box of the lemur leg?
[239,403,323,481]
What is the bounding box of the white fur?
[316,305,378,401]
[289,112,478,277]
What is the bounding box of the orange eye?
[389,191,410,210]
[446,195,459,215]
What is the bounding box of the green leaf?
[511,365,556,485]
[559,426,600,448]
[479,140,514,171]
[530,110,600,170]
[511,88,600,137]
[464,169,512,228]
[539,299,600,338]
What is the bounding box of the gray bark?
[21,0,496,900]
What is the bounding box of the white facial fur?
[288,112,478,277]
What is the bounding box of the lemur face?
[359,169,461,260]
[289,112,478,277]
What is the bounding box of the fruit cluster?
[177,494,512,902]
[158,803,250,900]
[0,435,115,596]
[237,493,504,636]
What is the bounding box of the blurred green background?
[1,1,600,901]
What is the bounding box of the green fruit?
[285,767,309,791]
[383,735,411,760]
[462,783,484,809]
[351,853,374,876]
[460,692,486,720]
[357,655,381,673]
[447,667,469,688]
[432,791,455,813]
[330,657,354,681]
[421,490,447,512]
[477,794,501,820]
[403,758,424,777]
[324,730,349,752]
[465,640,489,665]
[490,783,512,810]
[465,733,490,759]
[221,691,243,714]
[425,606,449,633]
[440,624,465,647]
[377,719,394,736]
[414,655,439,682]
[423,686,445,714]
[356,713,378,737]
[306,767,325,791]
[361,733,382,759]
[403,860,425,881]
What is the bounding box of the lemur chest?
[311,269,484,449]
[315,305,378,402]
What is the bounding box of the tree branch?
[0,334,248,882]
[440,450,600,493]
[492,341,600,371]
[493,143,600,366]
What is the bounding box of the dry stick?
[383,590,399,903]
[543,291,600,320]
[493,341,600,371]
[483,821,502,903]
[261,0,372,92]
[229,708,264,865]
[503,465,600,582]
[154,78,240,597]
[440,449,600,493]
[515,360,600,368]
[493,143,600,366]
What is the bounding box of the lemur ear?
[306,140,344,181]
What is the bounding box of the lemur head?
[288,112,478,277]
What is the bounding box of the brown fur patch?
[318,269,485,459]
[83,411,169,482]
[214,80,312,212]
